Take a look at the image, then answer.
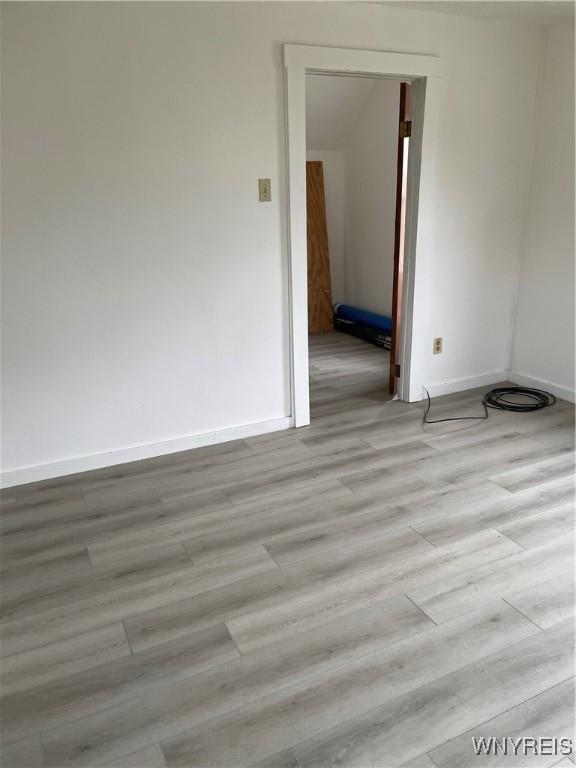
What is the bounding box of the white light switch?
[259,178,271,202]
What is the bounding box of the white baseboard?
[507,370,575,404]
[417,370,509,401]
[1,416,294,489]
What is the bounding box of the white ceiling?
[306,75,377,150]
[378,1,575,25]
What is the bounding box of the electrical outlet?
[258,178,271,202]
[433,337,443,355]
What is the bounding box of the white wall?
[1,2,543,483]
[306,76,400,317]
[345,80,400,317]
[510,23,575,402]
[305,75,376,308]
[306,75,374,151]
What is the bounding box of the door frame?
[389,81,411,396]
[284,44,443,426]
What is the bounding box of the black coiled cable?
[483,386,556,412]
[423,386,556,424]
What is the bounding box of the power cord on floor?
[423,386,556,424]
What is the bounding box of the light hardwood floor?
[308,331,392,418]
[1,331,574,767]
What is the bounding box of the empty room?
[1,2,574,767]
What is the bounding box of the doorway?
[284,44,441,427]
[305,74,411,418]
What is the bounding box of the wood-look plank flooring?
[1,331,574,767]
[308,332,392,417]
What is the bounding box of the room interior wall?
[344,79,400,317]
[1,2,543,484]
[306,77,399,318]
[509,22,575,402]
[305,74,375,152]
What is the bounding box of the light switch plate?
[259,178,271,202]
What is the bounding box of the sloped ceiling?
[306,75,377,151]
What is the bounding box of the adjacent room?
[1,2,574,767]
[305,74,405,416]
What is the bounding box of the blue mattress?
[333,304,392,334]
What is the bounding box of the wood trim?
[284,44,444,78]
[389,83,411,395]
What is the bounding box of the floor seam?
[409,525,437,548]
[427,675,576,762]
[404,593,438,625]
[239,636,575,768]
[224,621,246,657]
[501,597,545,631]
[493,528,527,551]
[121,619,136,655]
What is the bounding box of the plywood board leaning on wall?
[306,161,333,333]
